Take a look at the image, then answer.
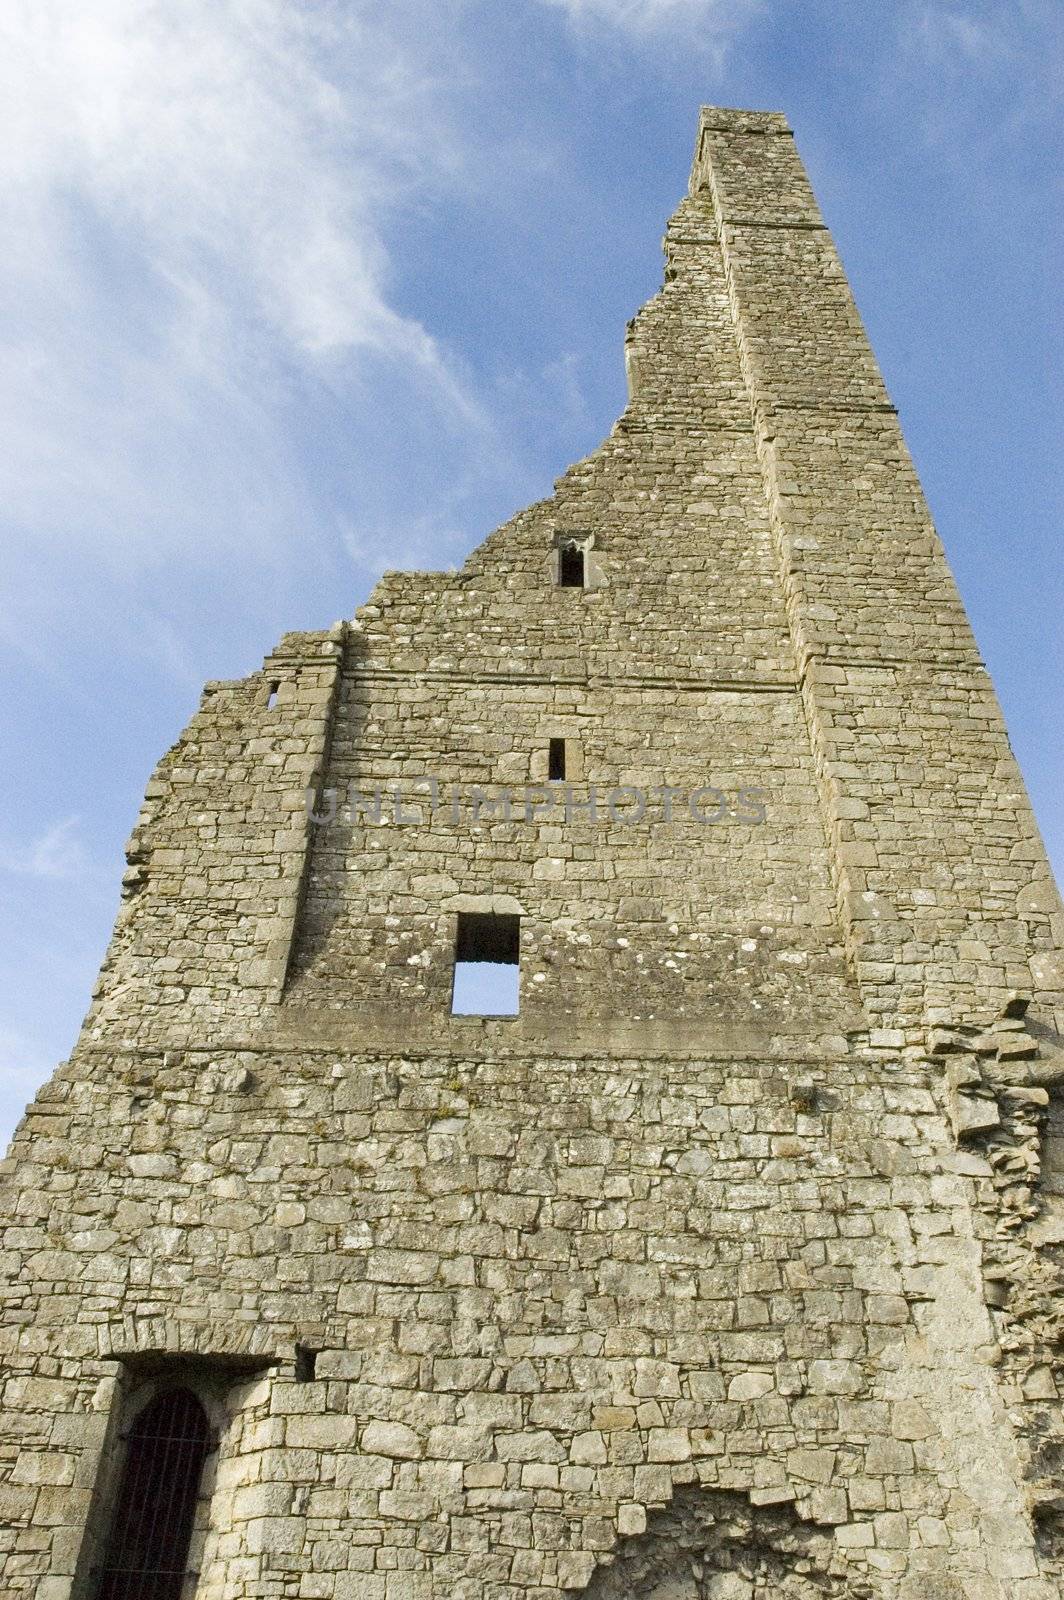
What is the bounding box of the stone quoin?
[1,107,1063,1599]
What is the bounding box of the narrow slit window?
[294,1345,319,1383]
[558,543,585,588]
[548,739,566,781]
[451,912,520,1016]
[266,680,280,710]
[96,1387,209,1600]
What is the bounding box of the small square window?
[451,913,520,1016]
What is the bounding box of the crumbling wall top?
[696,105,792,138]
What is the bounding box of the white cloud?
[542,352,589,427]
[0,0,482,567]
[535,0,759,39]
[907,4,1007,62]
[0,817,88,881]
[341,510,474,578]
[893,1,1063,149]
[0,1,443,357]
[903,0,1062,81]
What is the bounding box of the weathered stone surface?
[0,104,1062,1599]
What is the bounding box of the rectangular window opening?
[558,543,585,588]
[548,738,566,781]
[294,1345,319,1383]
[452,912,520,1017]
[266,680,280,710]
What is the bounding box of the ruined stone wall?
[85,627,345,1040]
[283,670,855,1032]
[0,1038,1056,1600]
[690,109,1063,1027]
[1,106,1062,1600]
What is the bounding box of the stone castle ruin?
[2,107,1063,1599]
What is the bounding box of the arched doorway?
[95,1386,210,1600]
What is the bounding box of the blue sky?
[0,0,1060,1145]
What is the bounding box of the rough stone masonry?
[1,106,1063,1600]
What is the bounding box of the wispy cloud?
[542,352,589,428]
[340,511,471,578]
[901,0,1063,82]
[0,1,454,355]
[534,0,760,41]
[0,817,89,881]
[891,1,1064,153]
[905,3,1010,63]
[0,1,480,570]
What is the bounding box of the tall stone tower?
[2,108,1062,1600]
